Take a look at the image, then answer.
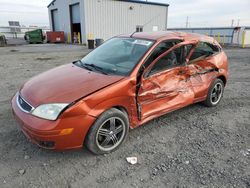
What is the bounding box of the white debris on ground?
[126,157,138,165]
[18,169,25,175]
[24,155,30,160]
[240,149,249,157]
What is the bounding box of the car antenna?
[130,31,137,38]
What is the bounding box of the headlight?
[32,103,68,120]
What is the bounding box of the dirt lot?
[0,44,249,188]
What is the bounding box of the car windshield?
[79,38,154,76]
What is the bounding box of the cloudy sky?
[0,0,249,28]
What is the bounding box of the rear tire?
[85,108,129,155]
[203,79,224,107]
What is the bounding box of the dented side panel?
[187,52,228,102]
[137,66,194,121]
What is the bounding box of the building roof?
[47,0,56,8]
[117,0,169,7]
[48,0,169,8]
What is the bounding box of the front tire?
[85,108,129,155]
[203,79,224,107]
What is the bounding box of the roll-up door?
[70,3,82,43]
[51,9,60,31]
[71,4,80,24]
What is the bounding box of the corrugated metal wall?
[48,0,86,42]
[48,0,168,43]
[84,0,168,41]
[168,27,240,44]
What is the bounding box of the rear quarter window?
[190,42,220,61]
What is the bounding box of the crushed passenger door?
[137,41,197,120]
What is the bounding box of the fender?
[88,96,138,128]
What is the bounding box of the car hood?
[20,63,124,107]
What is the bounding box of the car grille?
[16,93,34,113]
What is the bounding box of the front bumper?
[11,93,96,150]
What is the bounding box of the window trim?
[142,41,197,79]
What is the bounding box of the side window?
[190,42,219,61]
[148,45,188,76]
[142,40,181,70]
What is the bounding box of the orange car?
[11,31,228,154]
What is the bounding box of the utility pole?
[186,16,189,28]
[231,19,234,27]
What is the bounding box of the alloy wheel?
[210,82,223,105]
[96,117,126,151]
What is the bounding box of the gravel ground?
[0,44,249,188]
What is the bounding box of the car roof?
[119,31,217,44]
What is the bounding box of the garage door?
[71,3,80,24]
[51,9,60,31]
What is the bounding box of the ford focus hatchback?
[12,31,228,154]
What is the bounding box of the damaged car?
[11,31,228,154]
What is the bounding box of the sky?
[0,0,249,28]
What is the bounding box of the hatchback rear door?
[186,42,222,101]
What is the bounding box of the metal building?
[47,0,169,43]
[168,26,250,46]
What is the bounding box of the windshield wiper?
[74,60,93,71]
[85,63,108,75]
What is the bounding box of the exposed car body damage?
[11,31,228,151]
[131,35,228,126]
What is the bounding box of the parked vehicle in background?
[0,33,7,47]
[12,31,228,154]
[24,29,45,44]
